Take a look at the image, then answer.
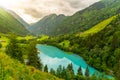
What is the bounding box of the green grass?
[76,16,116,37]
[59,40,70,48]
[0,53,62,80]
[0,34,62,80]
[17,35,35,41]
[0,8,29,35]
[0,35,8,53]
[37,35,49,41]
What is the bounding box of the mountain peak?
[43,14,57,19]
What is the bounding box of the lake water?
[37,44,113,79]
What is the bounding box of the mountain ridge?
[29,0,120,36]
[38,14,120,79]
[0,7,30,36]
[29,14,67,36]
[54,0,120,35]
[7,10,30,29]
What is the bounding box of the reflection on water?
[37,44,113,78]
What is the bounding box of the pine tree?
[66,63,75,79]
[67,63,74,74]
[27,40,42,70]
[6,33,23,62]
[77,66,82,76]
[56,65,62,78]
[50,68,55,75]
[85,66,89,77]
[44,65,48,72]
[61,66,67,79]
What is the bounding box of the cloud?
[0,0,100,23]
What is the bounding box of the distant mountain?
[53,0,120,35]
[0,7,30,36]
[7,10,29,29]
[28,0,120,36]
[29,14,67,36]
[40,14,120,78]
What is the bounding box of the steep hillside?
[77,15,116,37]
[38,14,120,79]
[0,53,61,80]
[54,0,120,35]
[0,8,30,36]
[7,10,30,29]
[0,34,61,80]
[29,14,67,36]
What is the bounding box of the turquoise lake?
[37,44,113,79]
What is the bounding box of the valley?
[0,0,120,80]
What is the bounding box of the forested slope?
[54,0,120,36]
[0,8,30,36]
[38,14,120,79]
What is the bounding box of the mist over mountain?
[1,0,120,80]
[7,10,30,29]
[29,0,120,36]
[0,7,30,36]
[29,14,67,36]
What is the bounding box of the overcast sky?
[0,0,100,23]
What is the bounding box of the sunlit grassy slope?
[76,16,116,37]
[0,35,61,80]
[0,53,61,80]
[0,8,29,35]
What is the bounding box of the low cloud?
[1,0,100,23]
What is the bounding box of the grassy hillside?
[0,53,61,80]
[7,10,30,29]
[0,8,30,36]
[0,34,61,80]
[53,0,120,36]
[77,15,116,37]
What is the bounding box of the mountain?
[29,14,67,36]
[39,14,120,79]
[7,10,29,29]
[53,0,120,35]
[0,7,30,36]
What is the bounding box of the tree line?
[5,33,42,70]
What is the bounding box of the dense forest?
[1,0,120,80]
[0,33,112,80]
[54,0,120,36]
[29,0,120,36]
[38,14,120,80]
[0,34,62,80]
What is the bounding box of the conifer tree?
[66,63,75,79]
[85,66,89,77]
[27,40,42,70]
[77,66,83,76]
[61,66,67,79]
[67,63,74,74]
[56,65,62,78]
[44,65,48,72]
[6,33,23,62]
[50,68,55,75]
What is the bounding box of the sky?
[0,0,100,23]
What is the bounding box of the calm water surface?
[37,44,113,79]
